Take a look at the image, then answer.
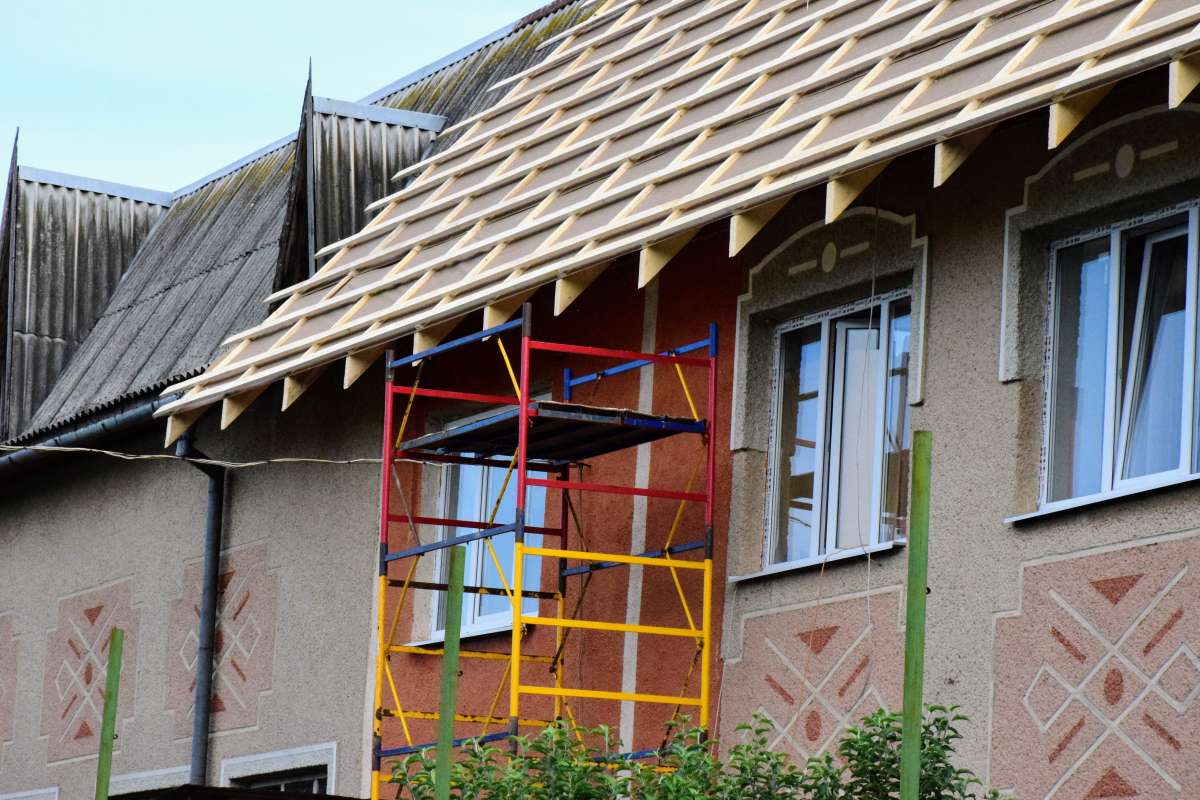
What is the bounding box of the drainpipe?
[175,432,227,786]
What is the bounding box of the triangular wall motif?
[1089,575,1142,606]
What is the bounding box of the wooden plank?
[344,346,385,389]
[638,228,697,288]
[161,17,1200,414]
[288,0,1139,321]
[413,317,462,355]
[729,194,794,256]
[932,124,995,187]
[826,159,890,223]
[554,260,609,315]
[1169,52,1200,108]
[163,406,206,448]
[281,365,327,411]
[483,288,536,329]
[1048,84,1112,149]
[220,385,268,430]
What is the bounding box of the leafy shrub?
[389,705,1001,799]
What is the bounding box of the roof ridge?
[357,0,591,106]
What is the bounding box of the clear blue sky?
[0,1,541,193]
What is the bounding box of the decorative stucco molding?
[166,541,278,737]
[40,581,138,764]
[0,614,16,773]
[730,207,928,453]
[990,529,1200,798]
[719,586,904,761]
[1000,104,1200,382]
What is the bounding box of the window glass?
[437,445,545,635]
[880,301,912,541]
[773,324,822,563]
[769,293,912,566]
[1047,238,1111,501]
[234,767,328,792]
[1119,230,1188,480]
[1044,209,1198,506]
[830,319,882,552]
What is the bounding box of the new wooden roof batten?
[157,0,1200,438]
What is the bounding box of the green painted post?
[94,627,124,800]
[900,431,931,800]
[436,546,467,800]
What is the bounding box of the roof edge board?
[311,97,446,132]
[16,166,173,206]
[172,132,298,201]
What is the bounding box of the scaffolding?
[370,307,717,798]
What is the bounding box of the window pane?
[832,321,882,551]
[1120,231,1188,479]
[773,325,822,563]
[880,301,912,541]
[1047,239,1111,501]
[478,467,544,618]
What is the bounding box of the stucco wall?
[0,367,381,797]
[720,75,1200,800]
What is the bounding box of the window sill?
[403,621,524,648]
[727,540,903,584]
[1007,472,1200,524]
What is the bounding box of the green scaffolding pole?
[436,546,467,800]
[900,431,931,800]
[94,627,125,800]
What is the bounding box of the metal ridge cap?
[312,97,447,132]
[17,166,173,206]
[171,132,298,201]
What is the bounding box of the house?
[4,1,1200,799]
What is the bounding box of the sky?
[0,0,541,193]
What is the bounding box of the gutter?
[0,394,172,477]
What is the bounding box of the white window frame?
[1040,202,1200,512]
[426,403,546,642]
[763,288,912,570]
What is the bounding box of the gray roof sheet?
[10,0,593,442]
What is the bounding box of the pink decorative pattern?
[41,583,137,762]
[166,543,277,735]
[720,588,904,761]
[0,614,16,769]
[992,534,1200,798]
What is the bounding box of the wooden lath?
[157,0,1200,421]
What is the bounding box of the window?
[767,291,913,566]
[1044,205,1199,507]
[432,408,546,638]
[232,766,328,792]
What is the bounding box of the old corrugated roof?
[12,0,594,442]
[0,145,169,440]
[159,0,1200,428]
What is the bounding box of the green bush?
[389,705,1002,799]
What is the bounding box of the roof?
[0,149,168,440]
[158,0,1200,427]
[21,139,298,439]
[11,0,594,442]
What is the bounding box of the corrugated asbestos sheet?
[0,164,167,440]
[13,0,593,441]
[309,105,439,255]
[367,0,596,157]
[21,142,296,439]
[159,0,1200,422]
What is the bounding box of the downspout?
[175,432,227,786]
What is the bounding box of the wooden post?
[436,546,466,800]
[94,627,124,800]
[900,431,931,800]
